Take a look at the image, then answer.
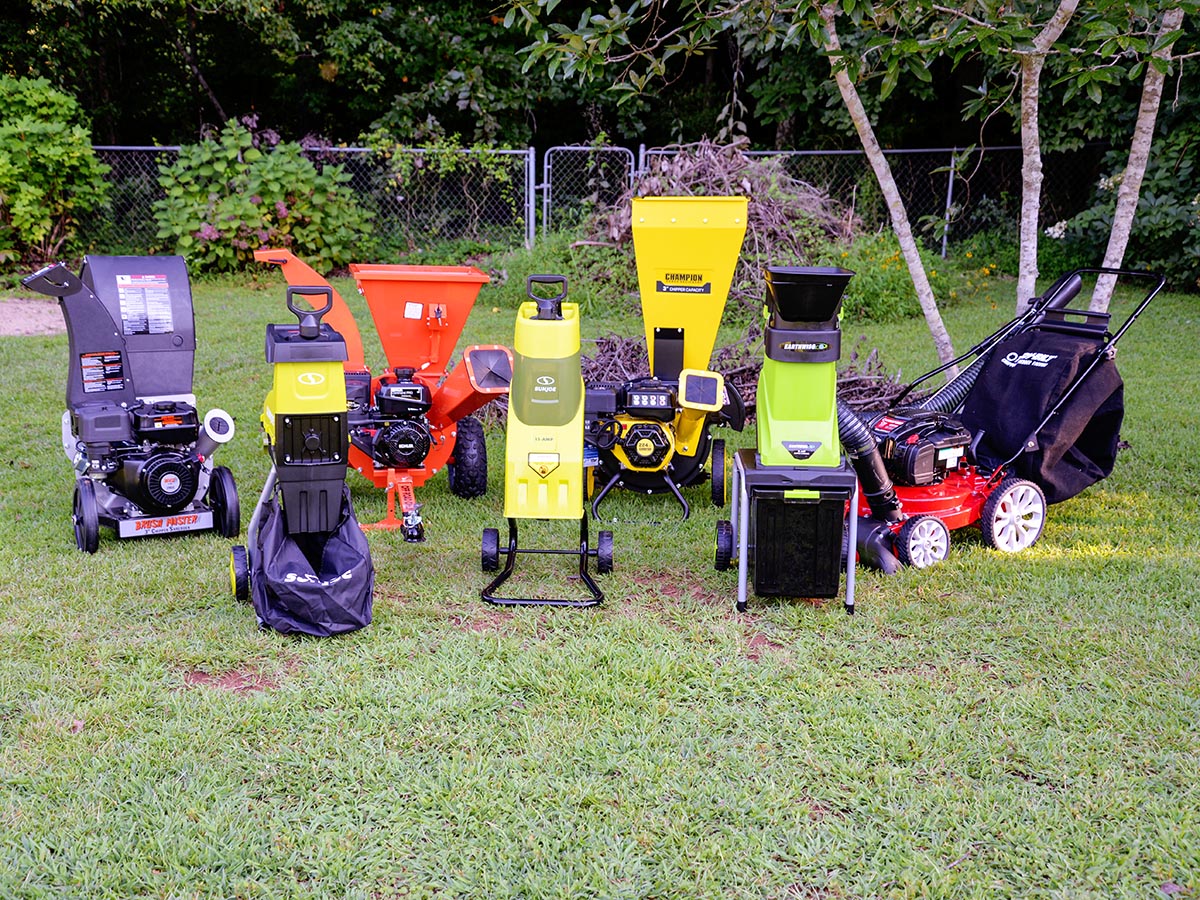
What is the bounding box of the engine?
[585,379,678,471]
[868,407,971,487]
[109,448,200,514]
[361,368,436,470]
[76,400,203,514]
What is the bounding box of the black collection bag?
[960,329,1124,504]
[251,486,374,636]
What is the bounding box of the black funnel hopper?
[764,266,854,327]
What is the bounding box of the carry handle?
[286,285,335,339]
[21,263,84,299]
[526,274,567,320]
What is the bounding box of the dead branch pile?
[708,328,911,416]
[581,333,648,384]
[593,139,860,307]
[576,328,911,419]
[477,326,914,430]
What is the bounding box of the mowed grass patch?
[0,269,1196,898]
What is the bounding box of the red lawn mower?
[255,250,512,541]
[844,267,1165,572]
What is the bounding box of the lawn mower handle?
[892,269,1086,409]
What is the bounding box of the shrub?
[0,76,110,265]
[820,230,949,322]
[956,223,1097,281]
[1048,133,1200,291]
[154,120,375,273]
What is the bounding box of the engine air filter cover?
[139,452,199,513]
[621,422,671,469]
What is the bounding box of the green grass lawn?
[0,266,1197,899]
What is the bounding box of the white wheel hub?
[905,517,950,567]
[990,483,1045,551]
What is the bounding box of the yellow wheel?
[230,546,249,602]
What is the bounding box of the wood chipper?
[482,276,614,607]
[229,286,374,636]
[584,196,748,520]
[714,266,860,614]
[254,250,512,542]
[22,256,239,553]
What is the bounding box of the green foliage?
[821,230,947,322]
[957,222,1097,283]
[485,231,638,317]
[0,76,110,265]
[153,120,374,273]
[361,131,525,255]
[1052,131,1200,291]
[323,3,581,145]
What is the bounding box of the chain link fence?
[82,146,535,257]
[82,143,1106,260]
[541,145,635,234]
[321,148,535,252]
[637,144,1109,254]
[86,146,180,254]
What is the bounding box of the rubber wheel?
[208,465,241,538]
[73,477,100,554]
[981,477,1047,553]
[710,438,727,507]
[230,545,250,603]
[596,530,614,574]
[714,519,734,571]
[481,527,500,572]
[447,416,488,499]
[895,515,951,568]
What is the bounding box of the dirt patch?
[449,609,516,635]
[183,667,280,694]
[639,570,725,606]
[745,631,786,661]
[0,297,65,337]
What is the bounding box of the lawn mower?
[482,275,614,607]
[585,196,748,520]
[255,250,512,541]
[22,256,239,553]
[714,266,860,614]
[229,285,374,636]
[846,266,1166,572]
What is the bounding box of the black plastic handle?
[286,285,334,339]
[21,263,83,298]
[526,274,568,320]
[286,285,335,319]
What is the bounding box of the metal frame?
[730,451,859,615]
[481,515,606,608]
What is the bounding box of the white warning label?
[117,273,173,335]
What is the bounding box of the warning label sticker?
[655,271,712,294]
[873,416,905,434]
[116,273,173,335]
[80,351,125,393]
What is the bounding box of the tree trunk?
[820,5,956,368]
[1016,54,1045,314]
[1015,0,1079,314]
[179,4,227,125]
[1090,7,1186,312]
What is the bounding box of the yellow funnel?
[631,196,748,377]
